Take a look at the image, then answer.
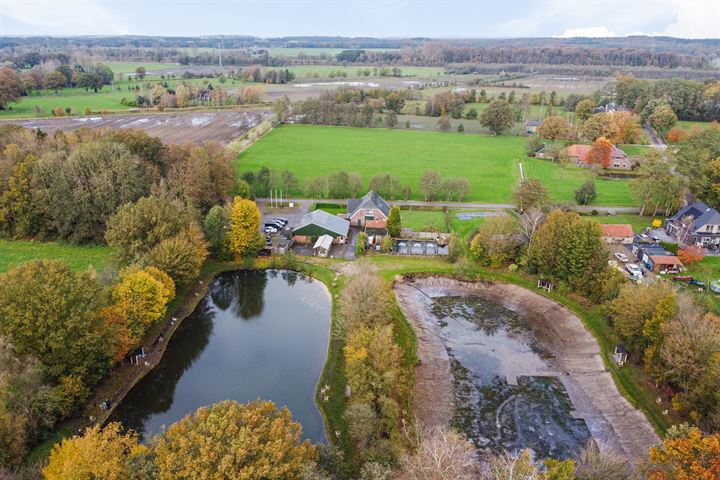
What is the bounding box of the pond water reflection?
[109,269,331,442]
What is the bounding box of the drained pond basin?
[110,269,331,442]
[395,277,659,461]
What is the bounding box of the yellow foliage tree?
[102,267,175,361]
[44,423,148,480]
[646,425,720,480]
[153,400,315,480]
[228,196,262,258]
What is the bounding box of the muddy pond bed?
[432,295,591,459]
[109,269,331,442]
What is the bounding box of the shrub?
[356,232,368,256]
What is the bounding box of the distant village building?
[524,120,542,134]
[293,209,350,244]
[665,202,720,246]
[601,224,634,244]
[347,191,391,229]
[565,144,632,170]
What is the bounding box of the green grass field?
[619,145,653,158]
[265,47,400,57]
[288,65,444,78]
[401,210,448,232]
[522,158,633,206]
[677,120,715,131]
[585,214,657,233]
[105,62,181,74]
[0,240,113,273]
[449,210,495,239]
[237,125,634,206]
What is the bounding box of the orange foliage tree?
[678,246,704,267]
[667,127,688,143]
[646,425,720,480]
[586,137,613,168]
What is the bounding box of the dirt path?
[394,276,659,461]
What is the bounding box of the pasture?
[401,210,448,232]
[0,240,112,273]
[237,125,635,205]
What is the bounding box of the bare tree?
[479,449,541,480]
[518,207,546,245]
[398,427,479,480]
[574,442,630,480]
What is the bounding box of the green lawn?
[677,120,715,131]
[401,210,448,232]
[449,210,498,239]
[522,158,634,206]
[312,202,347,216]
[0,240,113,272]
[620,145,653,158]
[105,62,181,74]
[238,125,635,206]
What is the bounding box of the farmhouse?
[524,120,542,134]
[347,191,391,228]
[293,209,350,244]
[601,224,634,244]
[665,201,720,246]
[566,144,632,170]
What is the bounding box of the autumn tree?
[0,259,112,385]
[574,99,596,123]
[146,223,208,286]
[44,423,150,480]
[536,115,570,140]
[630,150,684,216]
[667,127,687,143]
[470,215,521,267]
[203,204,230,258]
[387,205,402,237]
[0,67,22,109]
[153,400,315,480]
[339,264,393,333]
[677,245,704,267]
[586,136,613,168]
[102,266,175,360]
[43,70,67,92]
[228,196,262,258]
[526,210,609,297]
[645,424,720,480]
[512,178,548,211]
[105,195,191,265]
[649,104,678,137]
[608,282,676,356]
[574,442,629,480]
[174,83,191,108]
[479,99,514,135]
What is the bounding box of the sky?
[0,0,718,39]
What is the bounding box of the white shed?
[313,234,334,257]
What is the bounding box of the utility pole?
[218,43,223,68]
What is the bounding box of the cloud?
[0,0,131,35]
[558,26,617,38]
[655,0,719,39]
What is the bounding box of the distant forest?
[1,36,718,74]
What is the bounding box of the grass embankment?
[0,240,113,272]
[237,125,635,206]
[357,256,673,434]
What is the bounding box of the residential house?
[601,224,634,244]
[665,202,720,246]
[524,120,542,134]
[347,191,391,228]
[566,144,633,170]
[312,234,334,257]
[292,209,350,244]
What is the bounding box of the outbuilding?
[313,234,334,257]
[293,209,350,244]
[647,255,684,274]
[601,224,634,244]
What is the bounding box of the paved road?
[257,197,640,214]
[643,123,666,149]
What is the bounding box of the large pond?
[109,269,332,442]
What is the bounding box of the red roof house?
[601,224,634,244]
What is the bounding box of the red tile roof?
[601,224,634,238]
[365,219,387,230]
[649,255,683,265]
[567,144,626,163]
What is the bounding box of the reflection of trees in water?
[210,271,268,320]
[109,300,215,438]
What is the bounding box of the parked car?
[264,226,278,234]
[625,263,643,277]
[614,252,629,263]
[688,279,706,288]
[272,218,288,225]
